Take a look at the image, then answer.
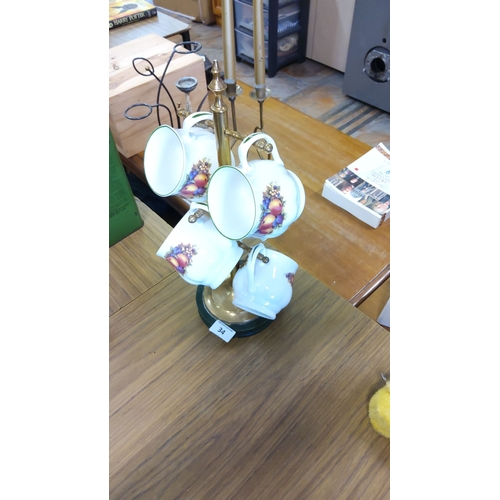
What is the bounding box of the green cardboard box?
[109,130,144,246]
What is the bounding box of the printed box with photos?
[322,143,390,229]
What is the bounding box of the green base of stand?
[196,285,273,338]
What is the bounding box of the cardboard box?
[109,129,144,246]
[109,34,210,158]
[154,0,215,25]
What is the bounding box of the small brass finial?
[208,60,227,95]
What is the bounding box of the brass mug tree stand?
[181,60,276,337]
[125,3,291,337]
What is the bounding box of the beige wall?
[154,0,215,25]
[306,0,356,73]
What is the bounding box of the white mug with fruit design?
[232,243,298,320]
[206,132,305,241]
[144,111,234,203]
[156,202,244,289]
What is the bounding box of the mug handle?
[247,243,266,293]
[237,132,283,172]
[190,201,209,211]
[182,111,213,136]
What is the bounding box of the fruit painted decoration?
[285,272,295,285]
[164,243,197,275]
[180,158,211,198]
[255,183,286,235]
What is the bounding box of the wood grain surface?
[230,82,390,304]
[122,80,390,304]
[110,267,390,499]
[109,198,174,315]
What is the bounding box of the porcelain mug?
[144,111,234,203]
[232,243,298,320]
[156,202,244,289]
[207,132,306,241]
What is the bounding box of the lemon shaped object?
[368,380,390,438]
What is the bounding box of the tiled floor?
[165,12,390,149]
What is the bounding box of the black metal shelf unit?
[233,0,310,78]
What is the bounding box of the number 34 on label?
[209,320,237,342]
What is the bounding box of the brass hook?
[188,208,208,223]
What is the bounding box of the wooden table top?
[231,82,390,305]
[109,10,191,49]
[121,81,389,305]
[109,198,174,315]
[109,202,390,499]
